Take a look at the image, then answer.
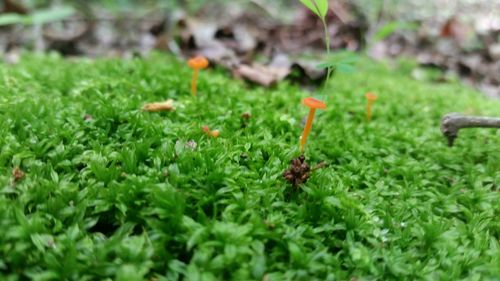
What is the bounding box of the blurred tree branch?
[441,113,500,146]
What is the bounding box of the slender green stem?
[323,20,330,56]
[322,20,331,93]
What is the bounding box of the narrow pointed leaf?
[0,14,26,26]
[300,0,328,20]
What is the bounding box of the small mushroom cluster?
[143,54,383,188]
[298,92,379,153]
[202,125,220,138]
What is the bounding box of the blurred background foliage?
[1,0,499,97]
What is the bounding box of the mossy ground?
[0,53,499,281]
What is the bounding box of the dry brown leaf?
[233,54,326,86]
[440,17,470,43]
[142,99,175,112]
[234,63,289,87]
[3,0,28,14]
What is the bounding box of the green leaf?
[324,196,341,208]
[0,7,75,26]
[0,13,26,26]
[288,242,303,264]
[30,234,54,251]
[316,61,336,69]
[374,21,418,42]
[28,7,75,25]
[316,53,359,73]
[299,0,328,20]
[336,63,356,73]
[24,270,60,281]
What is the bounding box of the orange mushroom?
[202,125,220,138]
[202,125,211,134]
[365,92,378,122]
[300,97,327,152]
[188,56,209,96]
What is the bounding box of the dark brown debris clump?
[283,155,311,187]
[240,112,251,128]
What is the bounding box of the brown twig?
[441,113,500,146]
[311,161,328,171]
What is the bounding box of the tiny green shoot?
[299,0,333,86]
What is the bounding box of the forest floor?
[0,53,499,280]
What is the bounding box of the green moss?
[0,52,498,280]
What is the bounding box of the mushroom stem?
[366,101,373,121]
[300,109,316,152]
[191,69,199,96]
[441,113,500,146]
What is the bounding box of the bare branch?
[441,113,500,146]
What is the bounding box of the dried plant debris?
[142,99,175,112]
[241,112,251,128]
[369,15,500,98]
[283,155,328,187]
[2,0,28,14]
[83,114,93,121]
[12,167,25,183]
[0,1,354,87]
[233,63,289,87]
[283,155,311,187]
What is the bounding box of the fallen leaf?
[43,16,89,42]
[234,63,289,87]
[4,50,20,64]
[142,99,175,112]
[233,25,258,53]
[488,43,500,61]
[291,60,327,82]
[440,17,470,43]
[3,0,28,14]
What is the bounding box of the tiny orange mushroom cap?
[365,92,378,102]
[303,97,327,109]
[188,56,209,69]
[300,97,327,152]
[202,125,211,134]
[188,56,209,96]
[365,92,378,121]
[202,125,220,138]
